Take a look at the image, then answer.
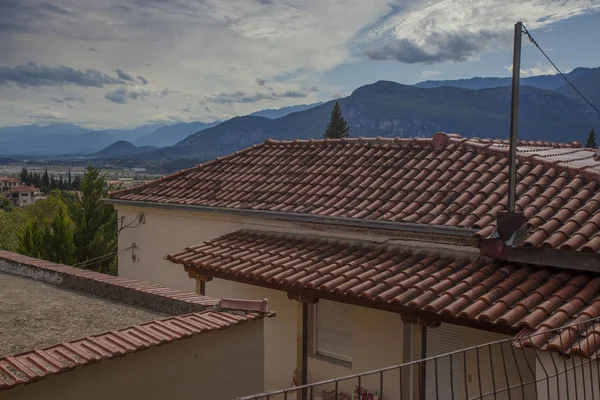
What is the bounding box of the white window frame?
[313,300,353,365]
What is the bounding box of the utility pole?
[496,21,526,244]
[507,21,522,213]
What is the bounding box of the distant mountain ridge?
[0,102,324,157]
[248,102,324,119]
[2,68,599,160]
[93,141,158,158]
[415,67,600,100]
[133,121,221,147]
[140,79,600,165]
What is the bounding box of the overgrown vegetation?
[1,166,118,274]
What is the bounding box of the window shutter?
[425,323,463,400]
[315,300,352,362]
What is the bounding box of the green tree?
[43,210,75,264]
[31,172,41,189]
[323,101,349,139]
[13,167,117,274]
[0,208,25,252]
[41,169,50,193]
[69,166,117,274]
[23,190,68,226]
[17,219,45,259]
[17,210,75,264]
[586,127,597,148]
[19,167,29,185]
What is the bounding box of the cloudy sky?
[1,0,599,129]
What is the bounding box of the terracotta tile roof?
[110,133,600,253]
[0,251,273,391]
[166,230,600,356]
[9,185,37,193]
[0,251,219,310]
[0,309,266,391]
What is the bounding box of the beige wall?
[536,351,599,400]
[115,206,540,399]
[457,326,536,400]
[2,319,264,400]
[306,305,406,399]
[117,206,410,394]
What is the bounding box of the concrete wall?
[2,319,264,400]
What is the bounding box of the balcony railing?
[237,316,600,400]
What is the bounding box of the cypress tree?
[585,127,597,148]
[41,169,50,193]
[323,101,350,139]
[69,166,117,274]
[19,167,28,184]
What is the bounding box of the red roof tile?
[9,186,37,193]
[0,251,273,391]
[111,134,600,253]
[0,309,266,391]
[166,230,600,356]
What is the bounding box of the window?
[20,193,28,197]
[314,300,353,363]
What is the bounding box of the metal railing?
[237,317,600,400]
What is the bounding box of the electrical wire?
[71,245,134,269]
[118,213,144,235]
[522,24,600,115]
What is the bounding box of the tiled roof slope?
[0,309,265,391]
[0,251,272,391]
[111,133,600,253]
[167,230,600,357]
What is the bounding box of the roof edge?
[104,198,478,238]
[0,309,268,391]
[479,238,600,272]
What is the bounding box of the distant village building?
[0,177,20,193]
[0,251,270,400]
[7,185,40,207]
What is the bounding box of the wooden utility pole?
[508,21,523,213]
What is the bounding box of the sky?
[1,0,599,129]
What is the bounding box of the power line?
[521,24,600,116]
[71,245,134,269]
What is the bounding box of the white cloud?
[29,106,67,122]
[365,0,600,64]
[504,62,565,77]
[419,70,442,80]
[1,0,598,128]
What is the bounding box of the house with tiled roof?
[108,132,600,399]
[6,185,40,207]
[0,251,270,400]
[0,177,20,193]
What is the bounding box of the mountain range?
[141,69,600,164]
[0,102,324,157]
[1,67,599,160]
